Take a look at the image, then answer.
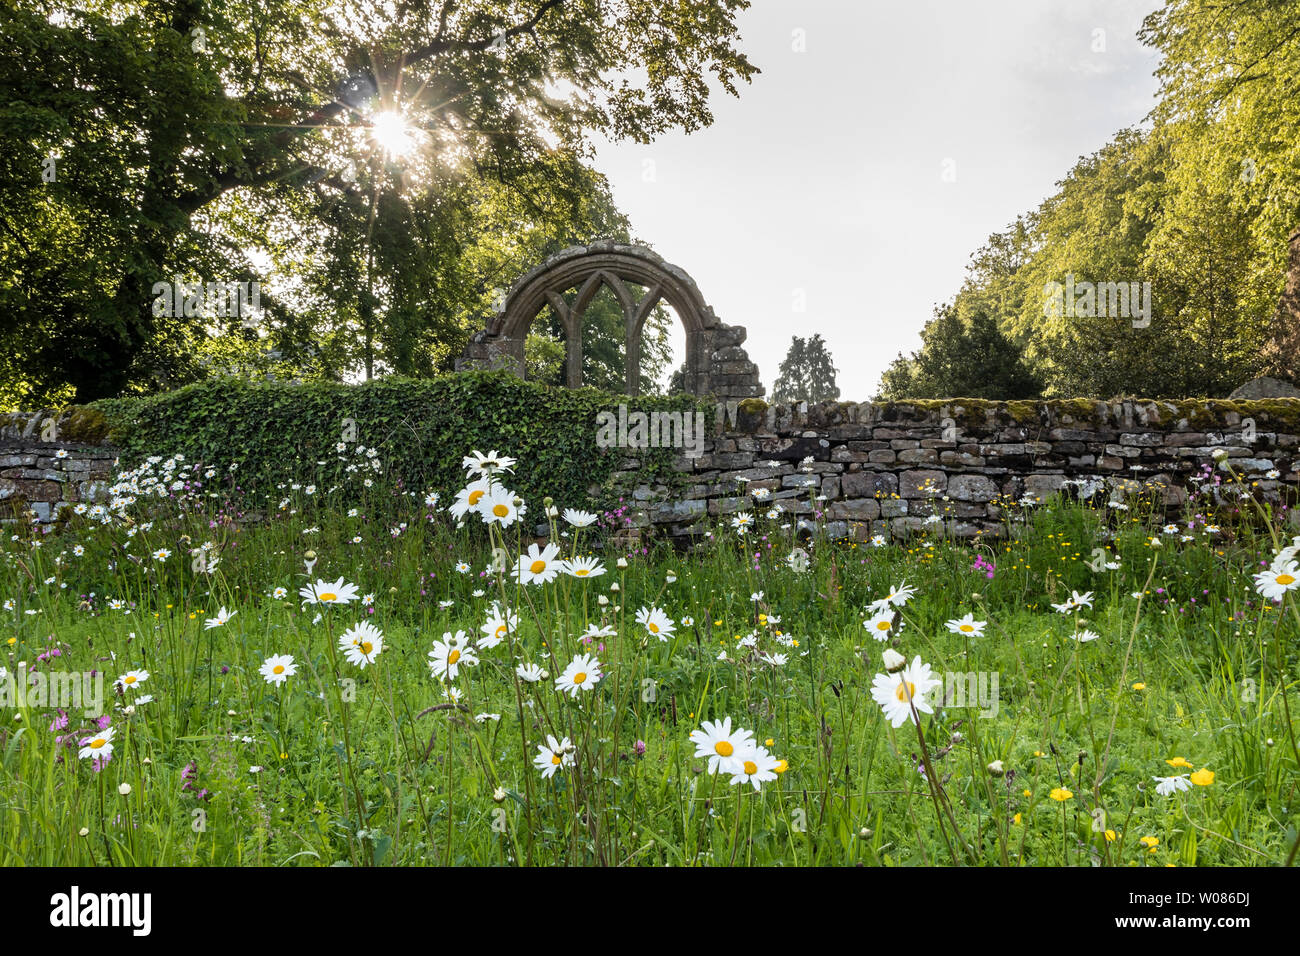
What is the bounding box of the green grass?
[0,454,1297,866]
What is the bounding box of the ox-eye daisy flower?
[945,614,986,637]
[462,450,516,478]
[1051,590,1094,614]
[729,745,780,791]
[1254,563,1299,601]
[204,607,236,629]
[689,717,755,775]
[563,509,598,528]
[515,542,562,585]
[428,631,478,681]
[565,556,606,579]
[516,662,545,683]
[338,622,384,668]
[864,609,895,641]
[116,670,149,692]
[1154,774,1192,796]
[480,605,517,649]
[300,577,360,606]
[636,606,675,641]
[867,582,917,614]
[870,656,942,728]
[260,654,297,686]
[479,484,522,527]
[534,735,574,778]
[78,725,116,761]
[555,653,603,697]
[448,479,492,521]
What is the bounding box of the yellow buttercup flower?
[1132,682,1146,691]
[1050,787,1073,802]
[1140,836,1159,851]
[1166,757,1193,769]
[1190,768,1215,786]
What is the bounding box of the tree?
[772,334,839,403]
[0,1,758,404]
[876,307,1042,400]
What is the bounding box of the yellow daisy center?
[492,504,509,518]
[895,681,916,703]
[319,592,337,602]
[530,560,546,574]
[551,754,562,765]
[743,760,758,775]
[448,649,461,665]
[468,490,485,505]
[573,671,587,684]
[1277,573,1295,586]
[495,625,508,638]
[574,568,589,576]
[90,738,106,749]
[876,621,890,631]
[359,641,373,654]
[960,624,974,632]
[715,741,734,757]
[273,665,285,675]
[124,676,136,684]
[648,622,659,633]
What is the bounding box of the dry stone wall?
[4,399,1300,541]
[0,411,116,522]
[611,398,1300,541]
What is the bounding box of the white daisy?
[300,577,361,606]
[514,542,562,585]
[870,656,943,728]
[428,631,478,681]
[688,717,755,775]
[635,606,675,641]
[259,654,297,685]
[944,614,986,637]
[338,621,384,668]
[555,653,603,697]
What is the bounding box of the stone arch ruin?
[455,242,763,399]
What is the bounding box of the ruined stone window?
[457,242,763,399]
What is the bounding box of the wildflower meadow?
[2,444,1297,869]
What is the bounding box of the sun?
[370,110,415,158]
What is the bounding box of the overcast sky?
[591,0,1164,399]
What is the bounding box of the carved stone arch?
[456,241,763,399]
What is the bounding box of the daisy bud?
[492,787,506,803]
[512,496,524,507]
[118,783,132,795]
[971,593,982,601]
[123,705,135,716]
[1211,448,1229,461]
[79,828,89,837]
[304,550,317,560]
[666,571,677,583]
[543,496,554,508]
[610,582,620,592]
[882,649,906,673]
[12,713,20,722]
[987,760,1005,777]
[142,757,152,765]
[1267,738,1275,747]
[858,827,873,838]
[597,595,608,606]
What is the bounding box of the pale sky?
[592,0,1164,399]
